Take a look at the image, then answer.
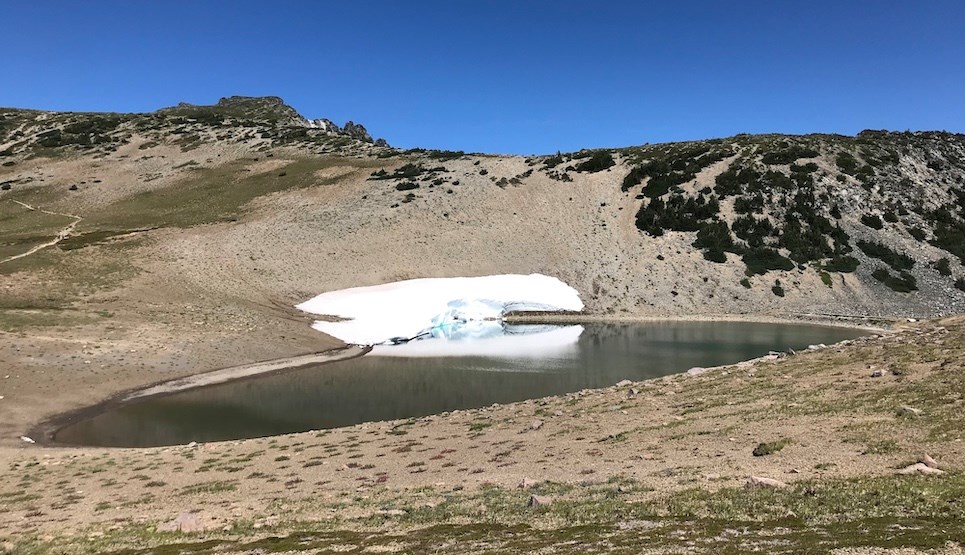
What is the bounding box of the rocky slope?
[2,97,964,326]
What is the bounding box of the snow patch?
[296,274,583,346]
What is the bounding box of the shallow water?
[53,322,866,447]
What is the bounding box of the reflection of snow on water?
[371,324,585,358]
[296,274,584,346]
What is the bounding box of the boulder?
[528,495,553,507]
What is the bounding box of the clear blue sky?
[2,1,963,154]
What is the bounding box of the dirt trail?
[0,199,83,263]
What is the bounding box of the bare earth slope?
[0,98,963,553]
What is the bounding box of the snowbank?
[296,274,584,346]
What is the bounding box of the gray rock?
[897,463,944,476]
[745,476,787,489]
[528,494,553,507]
[897,405,923,417]
[157,512,213,533]
[919,454,941,469]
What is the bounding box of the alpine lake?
[53,321,867,447]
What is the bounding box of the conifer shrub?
[861,214,884,229]
[836,151,859,175]
[574,151,615,173]
[857,240,915,271]
[823,256,860,273]
[761,146,819,165]
[935,257,952,276]
[871,268,918,292]
[742,248,795,275]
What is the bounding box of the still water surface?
[54,322,865,447]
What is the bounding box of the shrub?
[740,278,751,288]
[861,214,884,229]
[543,152,564,168]
[742,247,795,275]
[820,271,833,287]
[693,221,739,256]
[956,278,965,292]
[824,255,859,273]
[871,268,918,292]
[734,195,764,214]
[929,217,965,264]
[857,240,914,271]
[395,181,419,191]
[753,438,791,456]
[732,215,773,247]
[427,150,464,160]
[772,283,785,297]
[574,151,615,173]
[790,162,819,173]
[935,257,952,276]
[908,227,927,241]
[703,249,727,263]
[761,146,819,165]
[836,151,859,175]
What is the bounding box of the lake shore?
[0,315,961,554]
[20,311,890,450]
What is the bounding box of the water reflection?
[373,324,584,358]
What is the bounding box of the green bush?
[836,151,859,175]
[861,214,884,229]
[935,258,952,276]
[956,277,965,292]
[857,240,914,271]
[574,151,614,173]
[693,221,739,256]
[742,248,795,275]
[907,227,927,241]
[823,256,859,273]
[732,215,773,247]
[871,268,918,292]
[753,438,791,456]
[543,152,564,168]
[740,278,751,288]
[761,146,819,165]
